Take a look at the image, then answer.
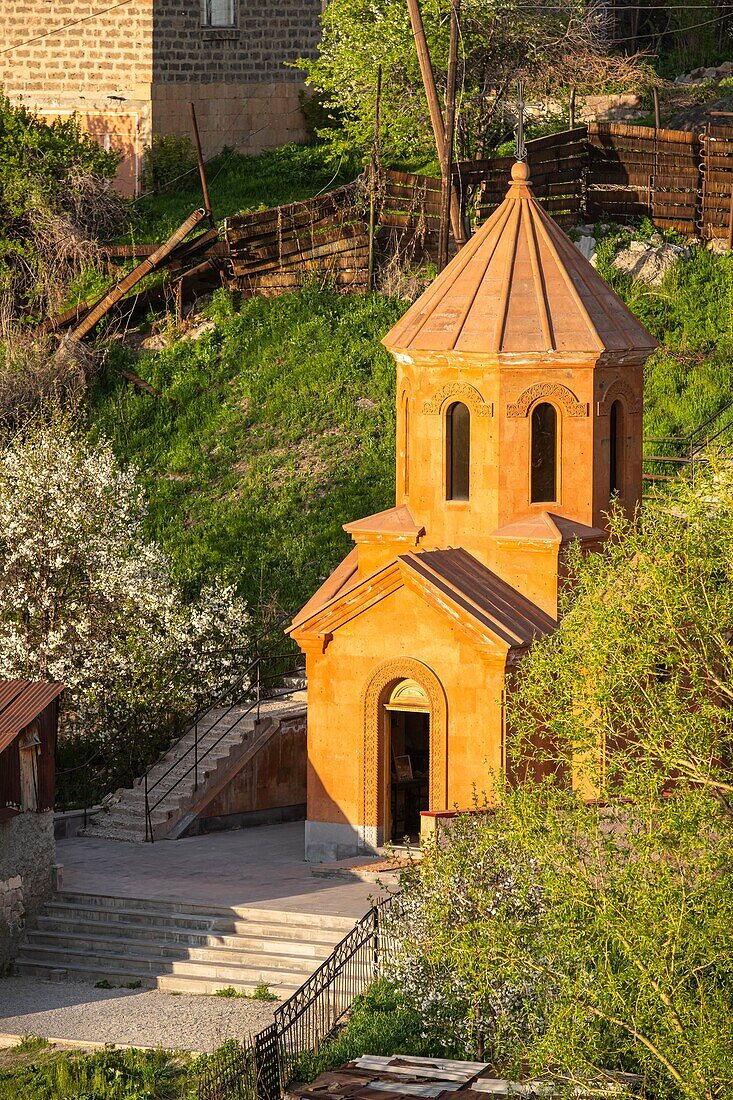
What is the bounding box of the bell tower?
[378,160,657,615]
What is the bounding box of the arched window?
[609,400,624,497]
[530,402,558,503]
[446,402,470,501]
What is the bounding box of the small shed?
[0,680,63,820]
[0,680,64,969]
[287,1054,640,1100]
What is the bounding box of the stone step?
[14,959,300,998]
[47,895,354,934]
[18,944,310,986]
[36,918,338,955]
[24,932,325,971]
[155,974,298,996]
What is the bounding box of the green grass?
[89,286,405,616]
[214,982,276,1001]
[594,228,733,441]
[126,144,356,243]
[0,1041,195,1100]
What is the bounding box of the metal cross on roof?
[515,78,527,163]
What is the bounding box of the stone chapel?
[290,160,657,863]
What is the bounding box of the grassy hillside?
[91,288,405,619]
[595,230,733,438]
[88,217,733,626]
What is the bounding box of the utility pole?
[438,0,460,271]
[189,102,214,227]
[367,66,383,292]
[406,0,464,241]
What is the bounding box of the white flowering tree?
[0,412,252,788]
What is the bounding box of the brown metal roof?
[344,505,424,539]
[383,161,657,359]
[400,548,557,649]
[0,681,64,755]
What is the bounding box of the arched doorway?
[360,658,448,851]
[385,679,430,842]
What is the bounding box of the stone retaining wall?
[0,812,55,971]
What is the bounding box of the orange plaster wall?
[396,356,644,567]
[305,584,507,831]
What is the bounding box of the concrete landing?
[56,822,379,919]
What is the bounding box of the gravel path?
[0,977,276,1052]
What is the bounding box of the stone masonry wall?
[0,1,154,99]
[0,812,55,972]
[153,0,322,84]
[150,0,322,160]
[0,1,322,191]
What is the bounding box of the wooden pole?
[406,0,464,241]
[438,0,459,271]
[653,87,661,133]
[189,102,214,227]
[368,65,383,292]
[569,86,576,130]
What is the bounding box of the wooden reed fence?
[222,120,733,298]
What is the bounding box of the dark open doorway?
[388,708,430,842]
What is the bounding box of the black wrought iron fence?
[197,895,398,1100]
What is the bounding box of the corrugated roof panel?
[0,681,64,755]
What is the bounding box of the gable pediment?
[290,548,556,657]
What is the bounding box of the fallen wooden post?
[70,208,207,341]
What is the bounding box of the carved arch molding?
[597,379,642,415]
[422,381,492,416]
[506,382,588,418]
[360,658,448,832]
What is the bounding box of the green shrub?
[0,94,120,329]
[291,980,430,1082]
[141,135,198,195]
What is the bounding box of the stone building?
[290,161,657,863]
[0,681,63,969]
[0,1,322,195]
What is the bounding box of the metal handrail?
[144,651,301,801]
[144,652,305,841]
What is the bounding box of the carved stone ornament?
[597,379,642,416]
[360,658,448,831]
[506,382,588,418]
[422,381,492,416]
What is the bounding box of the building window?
[610,399,624,497]
[201,0,235,26]
[531,402,558,503]
[446,401,470,501]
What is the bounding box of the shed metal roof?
[0,681,64,755]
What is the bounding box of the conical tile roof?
[383,162,657,359]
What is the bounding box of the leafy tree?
[0,410,251,768]
[297,0,653,163]
[385,458,733,1095]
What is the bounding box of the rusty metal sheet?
[0,681,64,754]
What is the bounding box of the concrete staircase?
[15,892,353,997]
[81,681,306,843]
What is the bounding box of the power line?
[0,0,135,57]
[610,9,730,41]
